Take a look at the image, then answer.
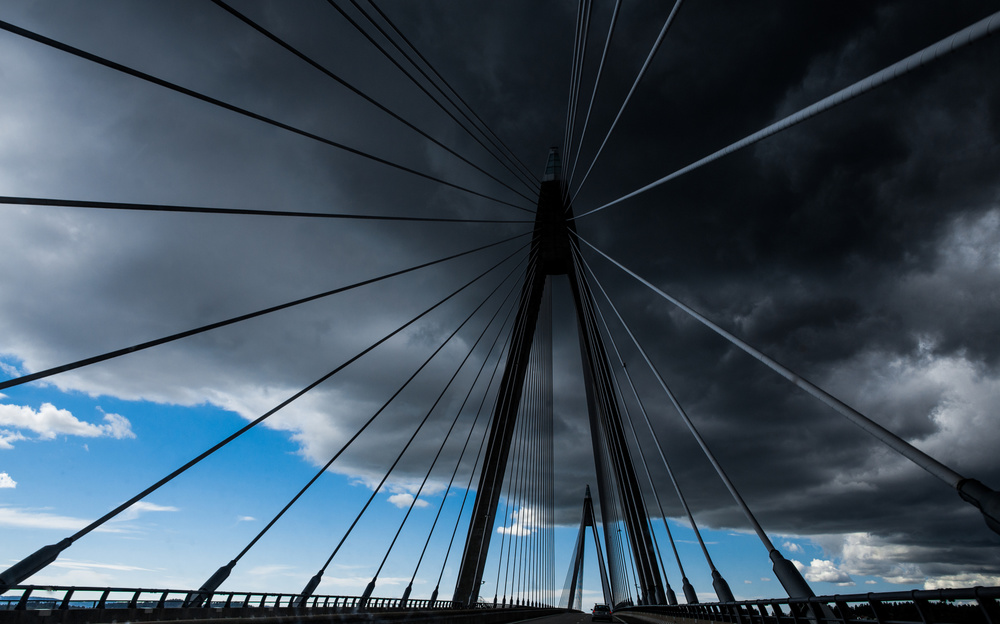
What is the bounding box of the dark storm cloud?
[1,0,999,591]
[562,0,1000,587]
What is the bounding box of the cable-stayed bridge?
[0,2,999,623]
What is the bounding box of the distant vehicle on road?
[592,603,612,621]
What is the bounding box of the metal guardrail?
[0,585,463,611]
[617,587,1000,624]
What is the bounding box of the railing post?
[834,599,851,624]
[867,597,886,624]
[977,588,1000,624]
[59,589,75,610]
[912,593,935,624]
[97,589,110,609]
[14,588,32,610]
[769,601,785,624]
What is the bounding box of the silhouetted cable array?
[569,0,686,206]
[569,249,638,606]
[0,232,529,393]
[565,0,623,188]
[0,237,528,592]
[574,9,1000,218]
[211,0,538,206]
[574,232,1000,536]
[0,195,534,224]
[402,263,525,607]
[295,255,531,609]
[562,0,593,187]
[484,278,555,608]
[185,247,531,607]
[0,19,531,215]
[585,267,729,603]
[573,238,813,599]
[364,0,541,190]
[324,0,540,199]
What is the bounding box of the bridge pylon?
[452,148,664,606]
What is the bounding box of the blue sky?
[0,351,949,601]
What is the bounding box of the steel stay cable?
[574,9,1000,219]
[0,238,527,591]
[434,299,519,596]
[584,262,714,583]
[574,254,634,596]
[233,247,527,569]
[591,278,720,585]
[571,239,779,556]
[525,331,544,605]
[521,335,542,604]
[539,286,555,607]
[312,246,531,581]
[327,0,539,199]
[370,261,527,581]
[548,289,556,605]
[600,340,677,594]
[562,0,585,166]
[519,343,541,604]
[405,265,524,591]
[0,19,531,215]
[470,259,545,604]
[573,254,628,603]
[540,291,554,606]
[508,341,542,604]
[0,195,533,224]
[574,233,977,491]
[565,0,593,171]
[0,232,528,392]
[498,362,533,604]
[592,298,691,597]
[212,0,537,206]
[566,0,623,187]
[364,0,540,189]
[186,248,528,606]
[569,0,686,207]
[348,0,539,194]
[510,346,534,604]
[433,261,543,600]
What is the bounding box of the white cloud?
[496,506,538,536]
[0,402,135,446]
[386,492,429,509]
[0,472,15,488]
[50,559,156,572]
[0,361,20,378]
[760,577,772,582]
[0,430,27,450]
[112,501,179,522]
[237,515,256,523]
[783,541,804,553]
[0,506,114,532]
[744,580,752,584]
[813,532,1000,589]
[793,558,854,585]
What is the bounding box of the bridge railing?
[618,587,1000,624]
[0,585,461,611]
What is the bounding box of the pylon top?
[543,147,561,182]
